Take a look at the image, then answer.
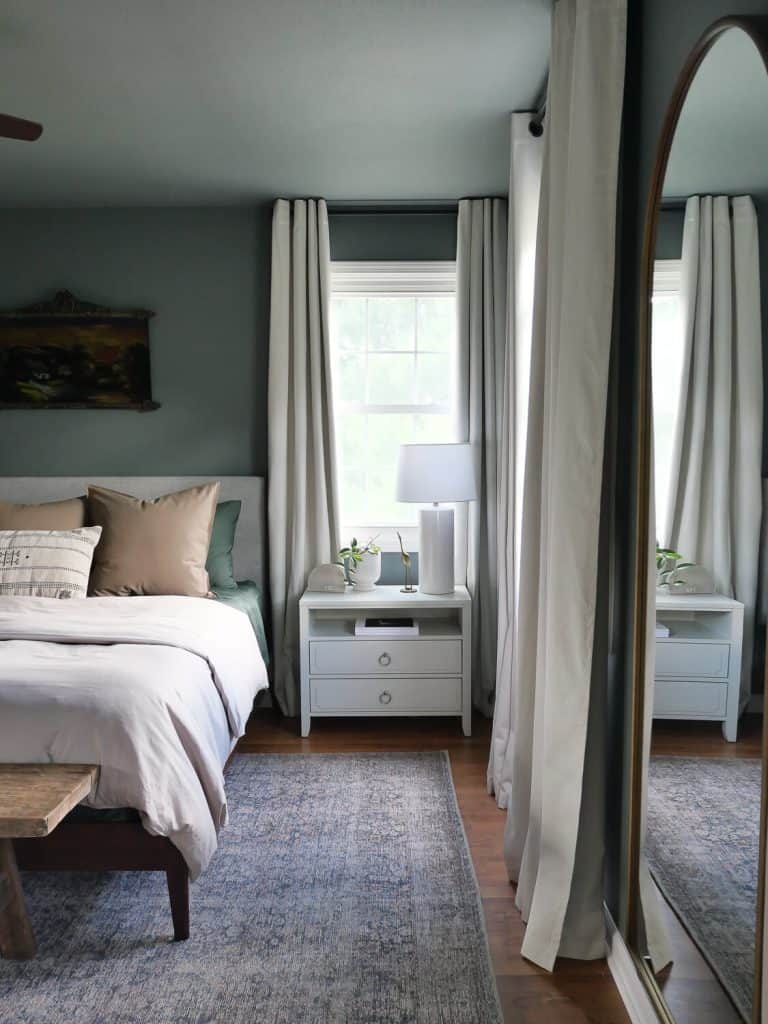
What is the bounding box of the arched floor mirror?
[627,15,768,1024]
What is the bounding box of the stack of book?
[354,616,420,637]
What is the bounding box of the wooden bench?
[0,764,98,959]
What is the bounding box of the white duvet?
[0,595,269,878]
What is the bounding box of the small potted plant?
[656,544,694,590]
[338,536,381,591]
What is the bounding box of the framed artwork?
[0,290,159,410]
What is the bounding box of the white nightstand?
[299,585,472,737]
[654,592,745,742]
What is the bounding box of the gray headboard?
[0,476,266,591]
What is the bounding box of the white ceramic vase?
[353,551,381,591]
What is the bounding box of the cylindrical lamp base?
[418,506,454,595]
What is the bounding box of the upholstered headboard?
[0,476,266,591]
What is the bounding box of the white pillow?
[0,527,102,599]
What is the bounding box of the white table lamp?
[395,443,479,595]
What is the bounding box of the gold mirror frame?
[628,15,768,1024]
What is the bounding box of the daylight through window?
[651,259,684,545]
[329,262,458,550]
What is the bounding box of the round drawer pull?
[378,652,392,667]
[379,690,393,705]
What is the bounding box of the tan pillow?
[87,483,220,597]
[0,497,86,531]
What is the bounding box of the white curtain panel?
[268,198,341,717]
[487,114,543,801]
[494,0,627,970]
[666,195,763,698]
[456,197,508,714]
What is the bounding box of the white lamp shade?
[395,443,479,503]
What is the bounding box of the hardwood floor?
[647,714,764,1024]
[238,711,630,1024]
[651,713,763,759]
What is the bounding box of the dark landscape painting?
[0,315,154,409]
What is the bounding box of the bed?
[0,476,268,941]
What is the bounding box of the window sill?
[340,525,419,553]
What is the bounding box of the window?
[329,261,458,550]
[651,259,684,543]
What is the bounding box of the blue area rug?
[0,752,501,1024]
[647,756,761,1022]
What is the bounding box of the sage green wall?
[0,206,272,476]
[329,211,457,261]
[654,206,684,260]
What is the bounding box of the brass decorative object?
[397,531,416,593]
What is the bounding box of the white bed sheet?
[0,595,268,878]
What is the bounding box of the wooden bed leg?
[0,838,37,959]
[165,863,189,941]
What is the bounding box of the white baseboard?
[605,906,660,1024]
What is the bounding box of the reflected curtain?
[666,195,763,699]
[487,115,542,796]
[268,198,340,717]
[489,0,627,969]
[456,197,508,714]
[639,433,674,970]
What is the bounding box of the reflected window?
[651,259,684,543]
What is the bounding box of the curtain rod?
[527,73,548,137]
[326,201,459,215]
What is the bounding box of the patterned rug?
[647,756,761,1021]
[0,752,501,1024]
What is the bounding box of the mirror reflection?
[646,27,768,1024]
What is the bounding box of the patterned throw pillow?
[0,527,102,599]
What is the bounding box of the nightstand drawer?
[310,676,462,713]
[654,680,728,717]
[655,641,730,679]
[308,639,462,676]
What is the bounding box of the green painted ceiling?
[663,26,768,199]
[0,0,550,206]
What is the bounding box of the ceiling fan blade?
[0,114,43,141]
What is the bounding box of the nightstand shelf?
[309,616,462,640]
[299,585,472,737]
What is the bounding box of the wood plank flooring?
[648,714,763,1023]
[238,711,630,1024]
[651,714,763,759]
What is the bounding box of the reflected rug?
[0,752,501,1024]
[647,756,761,1021]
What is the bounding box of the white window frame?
[329,260,458,552]
[653,258,682,296]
